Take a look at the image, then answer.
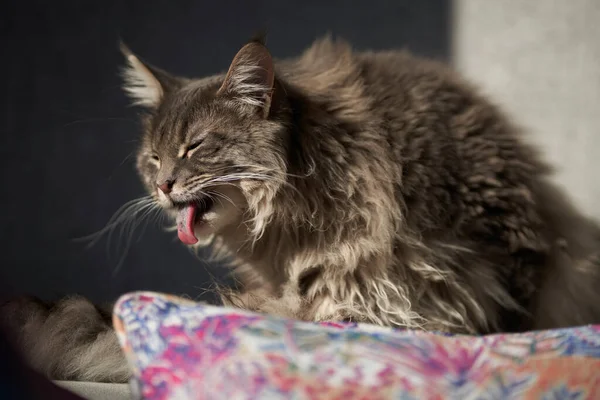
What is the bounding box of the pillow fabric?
[114,292,600,400]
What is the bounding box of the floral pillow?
[114,292,600,400]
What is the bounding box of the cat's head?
[121,39,289,246]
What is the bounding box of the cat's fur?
[3,36,600,383]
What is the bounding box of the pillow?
[114,292,600,400]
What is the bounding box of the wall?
[453,0,600,220]
[0,1,451,303]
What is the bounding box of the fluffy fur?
[1,296,129,382]
[3,36,600,383]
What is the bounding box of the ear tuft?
[119,43,166,108]
[218,41,275,117]
[249,30,268,46]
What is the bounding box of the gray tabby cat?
[3,36,600,383]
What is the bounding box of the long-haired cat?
[2,36,600,383]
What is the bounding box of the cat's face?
[123,41,288,245]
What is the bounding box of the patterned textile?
[113,292,600,400]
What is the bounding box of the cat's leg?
[1,295,130,383]
[219,283,318,321]
[220,280,357,323]
[217,265,312,320]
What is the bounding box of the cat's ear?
[217,39,275,118]
[119,43,180,108]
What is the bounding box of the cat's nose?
[157,179,174,194]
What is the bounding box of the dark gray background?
[1,0,450,304]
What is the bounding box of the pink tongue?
[177,204,199,245]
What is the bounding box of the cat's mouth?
[175,197,215,245]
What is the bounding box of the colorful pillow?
[114,292,600,400]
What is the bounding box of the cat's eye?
[149,153,160,164]
[185,140,203,157]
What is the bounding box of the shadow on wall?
[0,1,452,304]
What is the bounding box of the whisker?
[74,196,155,247]
[181,162,312,192]
[230,163,314,179]
[111,202,161,276]
[76,162,309,272]
[207,190,237,208]
[203,173,302,195]
[73,195,167,275]
[109,201,156,262]
[110,201,155,247]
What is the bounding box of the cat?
[2,35,600,383]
